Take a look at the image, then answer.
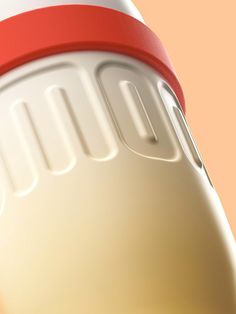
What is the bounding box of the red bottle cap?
[0,5,185,111]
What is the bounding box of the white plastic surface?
[0,0,144,22]
[0,51,235,314]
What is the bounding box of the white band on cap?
[0,0,144,22]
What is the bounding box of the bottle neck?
[0,0,144,23]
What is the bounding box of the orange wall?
[134,0,236,238]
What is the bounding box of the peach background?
[134,0,236,238]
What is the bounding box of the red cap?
[0,5,185,111]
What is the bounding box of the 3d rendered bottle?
[0,1,235,313]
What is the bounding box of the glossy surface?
[0,52,235,314]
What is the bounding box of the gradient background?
[133,0,236,238]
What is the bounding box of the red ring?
[0,5,185,111]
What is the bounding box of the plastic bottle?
[0,1,235,313]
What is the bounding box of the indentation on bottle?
[74,69,118,161]
[14,97,76,176]
[159,82,183,112]
[119,81,158,143]
[97,62,176,160]
[159,82,203,168]
[173,107,203,168]
[0,100,39,196]
[203,165,214,188]
[44,86,78,174]
[0,54,183,199]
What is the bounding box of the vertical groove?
[173,107,203,168]
[7,100,38,196]
[78,69,118,161]
[53,87,92,157]
[20,103,53,171]
[120,81,158,143]
[45,85,78,174]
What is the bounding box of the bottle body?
[0,51,235,314]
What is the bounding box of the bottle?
[0,1,235,314]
